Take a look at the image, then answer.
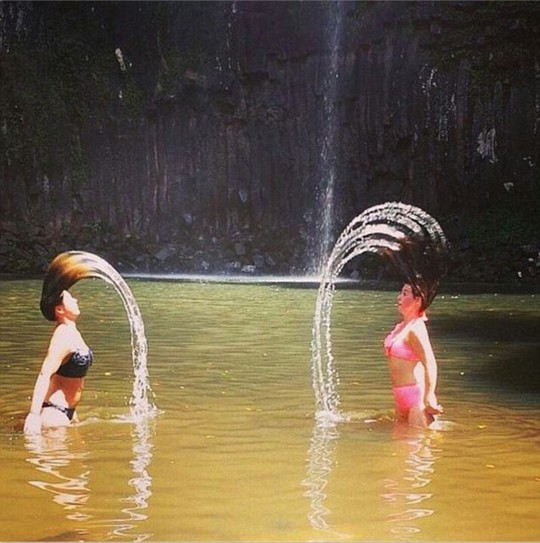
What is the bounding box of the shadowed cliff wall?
[0,1,539,278]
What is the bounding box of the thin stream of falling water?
[309,2,345,275]
[78,259,157,420]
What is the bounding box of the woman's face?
[397,284,421,317]
[58,290,81,320]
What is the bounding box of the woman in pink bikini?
[384,283,443,427]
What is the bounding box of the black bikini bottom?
[42,401,76,421]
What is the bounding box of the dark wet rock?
[253,254,265,269]
[234,242,247,257]
[0,2,539,283]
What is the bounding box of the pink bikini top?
[384,322,420,361]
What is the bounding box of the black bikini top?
[56,348,93,378]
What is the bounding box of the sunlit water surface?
[0,278,538,541]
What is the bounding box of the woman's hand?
[424,392,443,415]
[23,412,42,435]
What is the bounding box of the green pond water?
[0,277,538,541]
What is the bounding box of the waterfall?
[307,1,345,275]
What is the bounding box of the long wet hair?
[382,234,448,311]
[40,252,98,321]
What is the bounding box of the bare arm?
[24,327,70,434]
[409,320,442,412]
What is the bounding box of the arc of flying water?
[311,202,448,422]
[41,251,157,420]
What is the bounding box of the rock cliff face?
[0,1,539,278]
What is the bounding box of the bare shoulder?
[49,323,78,351]
[410,317,429,338]
[51,323,69,341]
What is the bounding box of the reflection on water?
[25,428,92,523]
[24,418,155,542]
[382,425,440,540]
[1,279,539,541]
[110,419,155,542]
[302,422,339,532]
[303,416,442,541]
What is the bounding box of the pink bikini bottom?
[392,383,422,413]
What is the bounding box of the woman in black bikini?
[24,289,93,434]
